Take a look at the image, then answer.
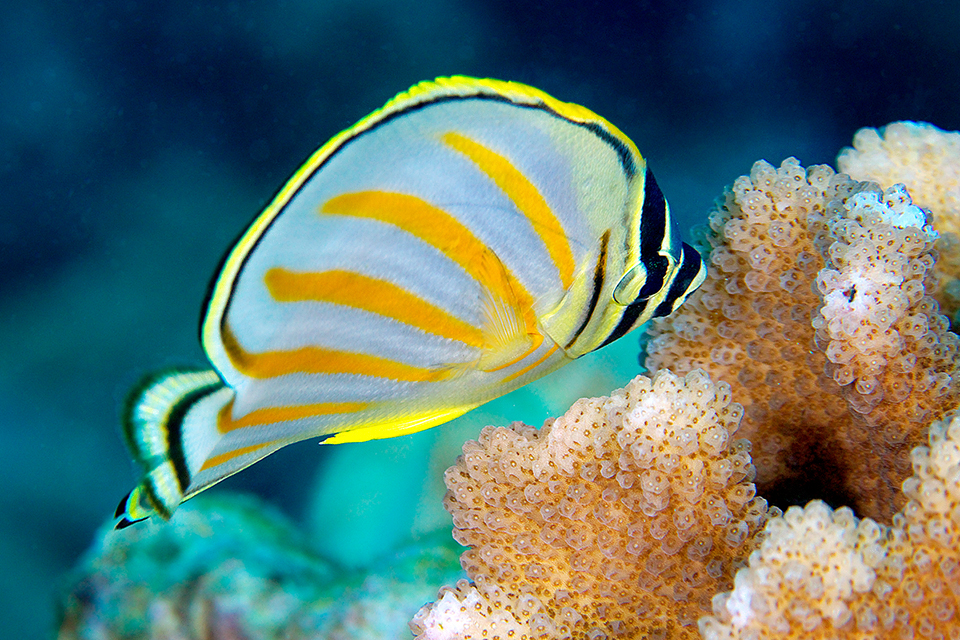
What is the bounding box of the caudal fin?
[115,369,230,528]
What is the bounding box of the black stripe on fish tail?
[162,382,224,493]
[114,496,147,529]
[652,242,706,318]
[143,474,175,520]
[117,369,226,527]
[565,230,610,351]
[114,492,132,519]
[114,489,149,529]
[121,368,218,464]
[115,516,142,530]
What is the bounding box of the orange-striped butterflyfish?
[115,76,706,528]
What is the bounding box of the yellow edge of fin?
[201,75,642,356]
[322,403,481,445]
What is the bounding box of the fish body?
[116,76,705,527]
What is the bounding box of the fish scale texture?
[645,158,960,521]
[410,369,773,640]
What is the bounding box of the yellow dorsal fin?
[474,249,542,371]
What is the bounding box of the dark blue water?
[2,1,958,637]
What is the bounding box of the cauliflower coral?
[411,369,773,640]
[700,411,960,640]
[837,122,960,236]
[645,155,960,521]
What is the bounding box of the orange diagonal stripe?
[221,322,452,382]
[264,268,484,348]
[502,343,559,384]
[200,442,274,471]
[440,131,574,288]
[216,397,370,433]
[321,191,536,312]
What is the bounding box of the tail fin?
[115,369,230,528]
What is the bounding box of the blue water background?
[2,1,959,637]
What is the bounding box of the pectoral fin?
[474,248,542,371]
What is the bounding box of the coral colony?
[645,153,959,522]
[411,369,772,640]
[59,122,960,640]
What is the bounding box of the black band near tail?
[162,382,224,492]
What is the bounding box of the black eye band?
[653,243,704,318]
[636,254,669,300]
[638,168,667,263]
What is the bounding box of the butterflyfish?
[115,76,706,528]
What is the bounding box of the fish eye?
[613,263,645,305]
[613,252,678,305]
[638,254,674,299]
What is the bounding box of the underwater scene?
[3,1,960,638]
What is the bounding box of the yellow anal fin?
[323,404,481,444]
[474,248,542,371]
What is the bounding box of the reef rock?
[58,494,463,640]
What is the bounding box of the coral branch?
[411,370,774,640]
[700,411,960,639]
[645,158,960,521]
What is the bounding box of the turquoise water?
[2,1,959,637]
